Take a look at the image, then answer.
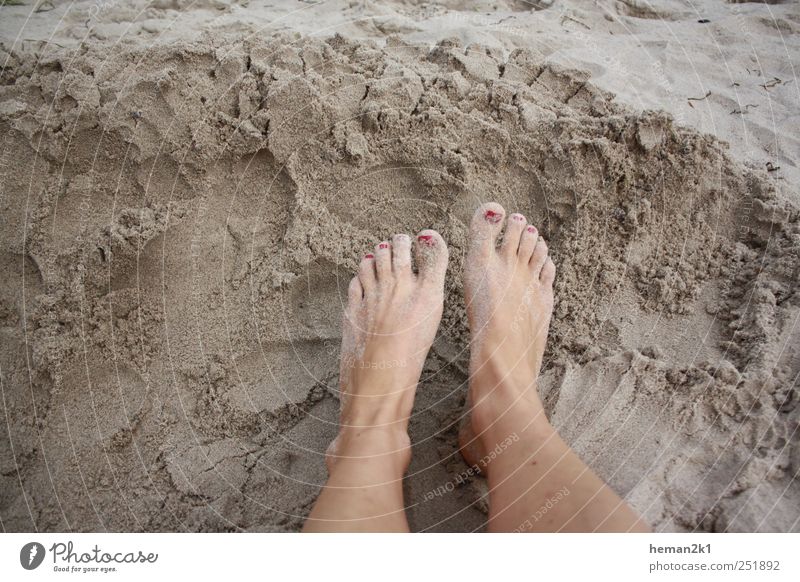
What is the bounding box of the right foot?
[328,230,449,472]
[459,202,556,470]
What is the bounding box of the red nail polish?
[418,234,435,246]
[527,226,537,233]
[364,253,374,259]
[379,243,389,249]
[484,210,502,223]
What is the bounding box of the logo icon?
[20,542,46,570]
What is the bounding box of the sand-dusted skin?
[305,230,448,531]
[0,30,797,532]
[305,204,649,531]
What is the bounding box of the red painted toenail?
[527,226,537,233]
[484,210,502,223]
[379,243,389,249]
[364,253,374,259]
[418,234,435,246]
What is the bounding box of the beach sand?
[0,0,798,532]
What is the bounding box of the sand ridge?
[0,25,798,531]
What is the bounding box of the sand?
[0,0,798,532]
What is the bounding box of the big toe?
[468,202,505,259]
[414,229,448,290]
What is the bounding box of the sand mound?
[0,32,798,532]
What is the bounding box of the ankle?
[343,372,417,425]
[469,371,551,442]
[470,347,537,388]
[326,425,412,473]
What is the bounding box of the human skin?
[303,230,448,532]
[458,203,649,532]
[303,204,648,533]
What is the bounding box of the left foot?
[328,230,449,470]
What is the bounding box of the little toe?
[540,257,556,287]
[501,212,527,259]
[468,202,505,259]
[414,229,449,289]
[530,238,549,278]
[391,234,412,275]
[343,276,363,332]
[347,275,363,306]
[340,277,363,379]
[358,252,377,293]
[518,224,539,263]
[375,241,392,279]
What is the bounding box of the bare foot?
[329,230,449,470]
[459,202,555,470]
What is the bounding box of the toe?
[530,238,548,278]
[340,279,363,384]
[343,276,363,335]
[358,252,377,293]
[518,224,538,263]
[468,202,505,258]
[540,257,556,287]
[391,233,412,275]
[501,212,527,259]
[375,241,392,279]
[347,275,363,306]
[414,229,449,289]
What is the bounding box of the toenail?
[379,243,389,249]
[484,210,503,223]
[364,253,374,259]
[527,226,537,233]
[417,234,435,246]
[511,214,525,221]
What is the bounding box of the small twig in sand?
[760,77,783,90]
[22,38,65,49]
[730,104,758,115]
[687,90,711,108]
[560,14,591,30]
[766,162,780,172]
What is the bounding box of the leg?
[303,231,449,532]
[460,203,649,532]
